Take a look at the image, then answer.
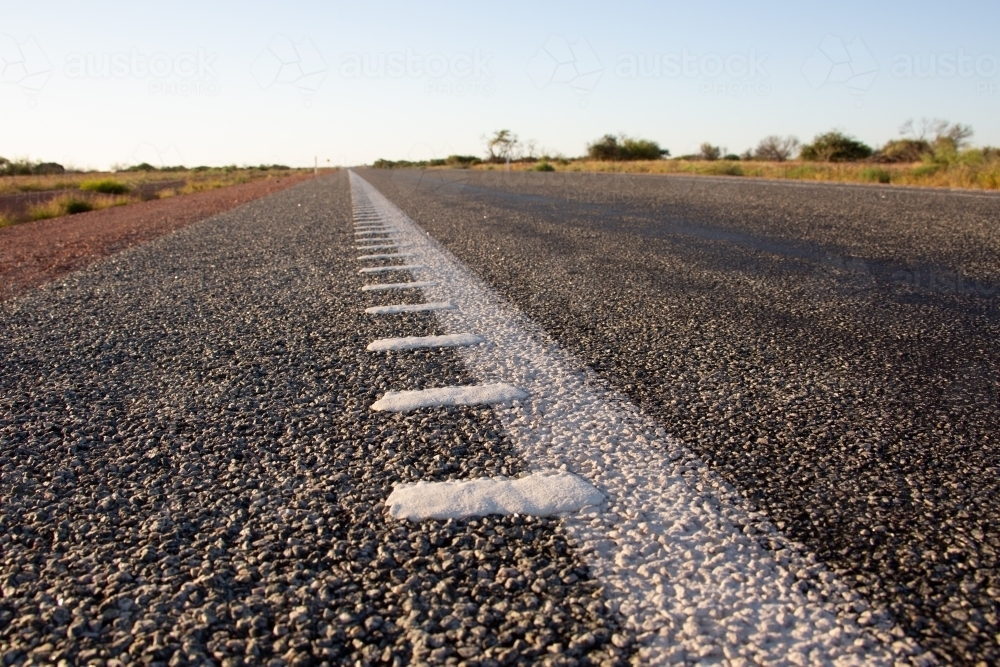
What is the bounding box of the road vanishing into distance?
[2,169,998,666]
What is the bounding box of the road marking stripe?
[367,333,484,351]
[355,230,400,236]
[359,264,425,274]
[349,171,916,665]
[386,471,603,521]
[357,253,417,261]
[364,302,456,315]
[356,243,411,251]
[371,383,528,412]
[361,281,436,292]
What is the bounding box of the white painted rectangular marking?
[387,471,603,521]
[356,243,410,251]
[357,253,416,261]
[367,333,484,352]
[361,281,436,292]
[371,383,528,412]
[359,264,425,274]
[365,302,456,315]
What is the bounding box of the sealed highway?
[2,168,998,665]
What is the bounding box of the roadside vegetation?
[0,161,304,226]
[372,119,1000,191]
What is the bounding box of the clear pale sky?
[3,0,998,169]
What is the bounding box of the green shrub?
[80,179,129,195]
[534,162,555,172]
[587,134,668,161]
[446,155,481,167]
[704,162,743,176]
[800,131,873,162]
[65,199,94,214]
[860,167,891,183]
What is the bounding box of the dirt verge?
[0,172,319,302]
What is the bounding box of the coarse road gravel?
[0,173,626,666]
[360,167,1000,666]
[4,165,999,665]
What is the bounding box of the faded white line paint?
[367,333,484,352]
[387,471,603,521]
[348,171,920,666]
[357,253,417,261]
[356,243,411,251]
[359,264,426,274]
[371,383,528,412]
[364,302,457,315]
[361,281,437,292]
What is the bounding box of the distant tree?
[587,134,623,160]
[34,162,65,175]
[0,158,37,176]
[900,118,973,147]
[799,131,873,162]
[485,129,520,163]
[523,139,539,161]
[753,135,800,162]
[899,118,973,164]
[586,134,668,161]
[699,143,721,161]
[622,137,669,160]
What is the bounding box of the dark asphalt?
[360,167,1000,665]
[0,173,627,666]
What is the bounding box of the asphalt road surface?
[2,169,998,666]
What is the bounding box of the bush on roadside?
[800,131,874,162]
[80,179,130,195]
[587,134,668,161]
[446,155,481,167]
[860,167,891,183]
[28,195,95,220]
[534,162,555,172]
[65,199,94,214]
[876,139,931,163]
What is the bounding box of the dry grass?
[1,168,303,226]
[178,169,295,194]
[0,171,158,195]
[472,158,1000,191]
[27,193,136,221]
[0,167,299,196]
